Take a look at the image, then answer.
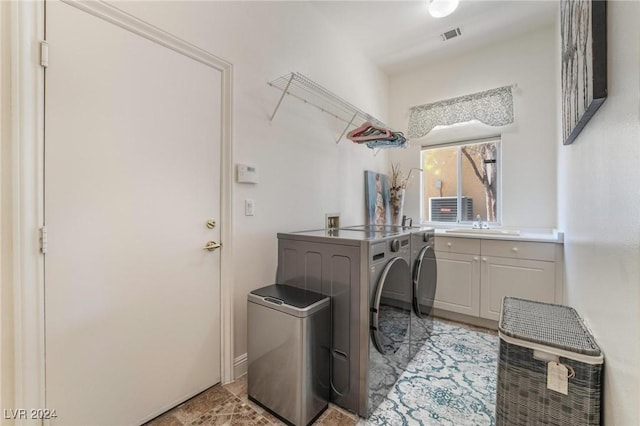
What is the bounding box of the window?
[421,138,501,224]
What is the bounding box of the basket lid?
[499,297,601,357]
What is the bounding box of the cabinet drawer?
[481,239,556,261]
[435,237,480,255]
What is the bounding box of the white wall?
[106,2,389,362]
[556,2,640,424]
[388,25,557,228]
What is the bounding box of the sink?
[445,228,521,236]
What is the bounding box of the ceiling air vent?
[441,27,462,41]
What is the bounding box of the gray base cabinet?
[432,252,480,316]
[480,256,555,320]
[435,236,562,322]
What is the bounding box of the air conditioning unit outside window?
[429,196,474,222]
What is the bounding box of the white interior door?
[44,2,222,424]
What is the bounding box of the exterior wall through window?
[421,137,501,224]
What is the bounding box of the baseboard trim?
[433,309,498,330]
[233,353,247,380]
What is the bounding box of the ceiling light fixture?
[428,0,460,18]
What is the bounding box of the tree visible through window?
[422,139,500,223]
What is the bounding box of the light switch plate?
[245,199,255,216]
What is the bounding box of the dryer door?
[371,257,411,355]
[413,245,437,318]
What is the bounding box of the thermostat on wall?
[236,164,258,184]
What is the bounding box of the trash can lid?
[499,297,601,357]
[249,284,329,316]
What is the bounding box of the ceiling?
[310,0,558,75]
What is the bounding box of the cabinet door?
[480,256,555,321]
[434,252,480,316]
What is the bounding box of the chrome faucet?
[473,214,490,229]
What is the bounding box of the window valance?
[407,85,514,139]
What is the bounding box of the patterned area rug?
[362,319,499,426]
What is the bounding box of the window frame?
[420,136,502,226]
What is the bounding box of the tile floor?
[145,374,357,426]
[145,319,496,426]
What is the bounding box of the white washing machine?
[276,226,412,418]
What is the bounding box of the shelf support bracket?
[269,73,295,122]
[336,112,358,144]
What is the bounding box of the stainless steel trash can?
[248,284,330,426]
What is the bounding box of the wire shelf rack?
[267,72,392,145]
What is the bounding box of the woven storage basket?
[496,297,603,426]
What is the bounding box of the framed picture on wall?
[561,0,607,145]
[365,171,391,226]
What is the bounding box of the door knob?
[203,241,222,251]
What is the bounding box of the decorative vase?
[390,187,405,226]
